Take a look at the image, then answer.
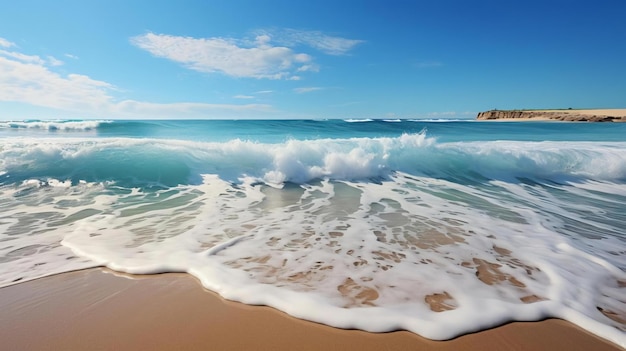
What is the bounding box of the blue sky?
[0,0,624,120]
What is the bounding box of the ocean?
[1,119,625,346]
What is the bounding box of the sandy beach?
[0,268,622,351]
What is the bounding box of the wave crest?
[0,120,111,131]
[1,134,625,187]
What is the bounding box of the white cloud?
[233,95,254,99]
[130,32,314,80]
[255,90,274,94]
[0,49,46,65]
[0,55,114,110]
[269,29,364,55]
[297,64,319,72]
[0,42,273,119]
[0,40,63,67]
[0,37,15,48]
[47,56,64,66]
[294,87,323,94]
[64,53,79,60]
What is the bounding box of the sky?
[0,0,624,120]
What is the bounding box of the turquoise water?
[3,119,625,142]
[1,119,625,346]
[2,119,625,186]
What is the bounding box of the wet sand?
[0,268,622,351]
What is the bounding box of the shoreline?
[1,268,623,350]
[476,109,626,122]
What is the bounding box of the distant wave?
[344,118,373,123]
[408,119,475,122]
[343,118,474,123]
[0,120,112,131]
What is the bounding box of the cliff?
[476,109,626,122]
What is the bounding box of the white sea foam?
[0,181,106,285]
[1,136,625,347]
[2,137,626,187]
[0,120,111,131]
[37,174,623,346]
[344,118,374,123]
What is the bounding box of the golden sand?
[0,268,622,351]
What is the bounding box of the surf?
[0,119,624,346]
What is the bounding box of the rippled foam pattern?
[0,119,624,347]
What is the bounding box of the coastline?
[476,109,626,122]
[0,268,622,351]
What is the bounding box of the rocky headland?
[476,109,626,122]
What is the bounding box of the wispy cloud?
[0,40,65,67]
[0,39,272,118]
[0,49,46,65]
[47,56,64,66]
[254,90,274,94]
[297,64,319,72]
[0,52,114,110]
[233,95,254,99]
[130,29,361,80]
[130,32,314,80]
[266,29,364,55]
[294,87,323,94]
[0,37,15,48]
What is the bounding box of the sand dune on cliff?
[477,109,626,121]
